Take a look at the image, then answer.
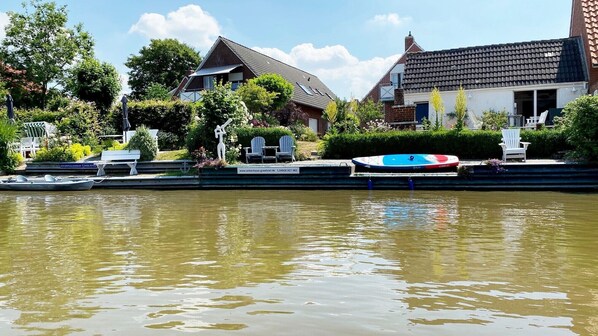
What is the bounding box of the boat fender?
[367,176,374,190]
[408,177,414,190]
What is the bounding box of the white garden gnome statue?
[214,118,232,160]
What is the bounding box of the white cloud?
[369,13,410,27]
[255,43,399,100]
[0,12,9,41]
[129,5,221,50]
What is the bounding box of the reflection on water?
[0,190,597,335]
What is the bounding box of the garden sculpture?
[214,118,232,160]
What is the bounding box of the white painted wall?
[404,82,586,128]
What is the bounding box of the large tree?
[126,39,201,99]
[237,80,277,117]
[0,0,94,108]
[252,73,294,111]
[66,57,121,113]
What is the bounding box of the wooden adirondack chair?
[244,136,265,163]
[499,128,530,161]
[276,135,296,162]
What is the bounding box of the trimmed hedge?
[236,127,294,161]
[110,100,196,147]
[321,129,571,160]
[236,127,294,148]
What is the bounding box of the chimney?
[405,31,414,52]
[186,69,195,76]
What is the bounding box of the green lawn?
[156,149,190,161]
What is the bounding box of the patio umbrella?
[6,94,14,123]
[121,95,131,141]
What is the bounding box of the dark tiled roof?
[403,37,587,93]
[219,37,336,110]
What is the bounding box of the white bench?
[95,150,141,176]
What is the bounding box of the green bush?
[185,120,205,155]
[559,95,598,161]
[158,131,180,151]
[289,122,317,141]
[0,119,22,173]
[56,101,102,146]
[126,125,157,161]
[321,129,570,160]
[33,143,92,162]
[1,152,23,173]
[481,109,508,130]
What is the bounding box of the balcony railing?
[379,83,396,101]
[180,91,202,102]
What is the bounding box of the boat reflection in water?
[0,190,596,335]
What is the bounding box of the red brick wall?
[570,0,596,93]
[386,105,415,123]
[394,88,404,106]
[301,104,326,135]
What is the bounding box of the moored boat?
[0,175,94,191]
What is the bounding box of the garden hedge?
[321,129,571,160]
[110,100,196,146]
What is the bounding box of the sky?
[0,0,573,100]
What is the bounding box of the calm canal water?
[0,190,597,335]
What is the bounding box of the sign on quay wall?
[237,167,300,174]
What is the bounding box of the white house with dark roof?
[180,36,336,134]
[389,37,587,128]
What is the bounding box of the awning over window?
[191,64,243,77]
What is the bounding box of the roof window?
[297,82,314,95]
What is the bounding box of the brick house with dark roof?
[362,32,423,117]
[397,37,587,128]
[570,0,598,93]
[180,36,336,134]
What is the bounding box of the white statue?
[214,118,232,160]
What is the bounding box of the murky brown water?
[0,190,597,335]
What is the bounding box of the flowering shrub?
[33,143,92,162]
[191,146,226,168]
[363,119,393,133]
[484,158,506,173]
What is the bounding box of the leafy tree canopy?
[0,0,94,108]
[252,73,294,111]
[126,38,201,99]
[66,57,121,112]
[144,83,171,101]
[237,80,277,117]
[196,82,249,158]
[356,98,383,126]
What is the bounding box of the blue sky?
[1,0,572,99]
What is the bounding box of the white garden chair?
[499,128,530,161]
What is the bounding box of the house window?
[308,118,318,133]
[390,73,402,88]
[230,81,242,90]
[203,76,214,90]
